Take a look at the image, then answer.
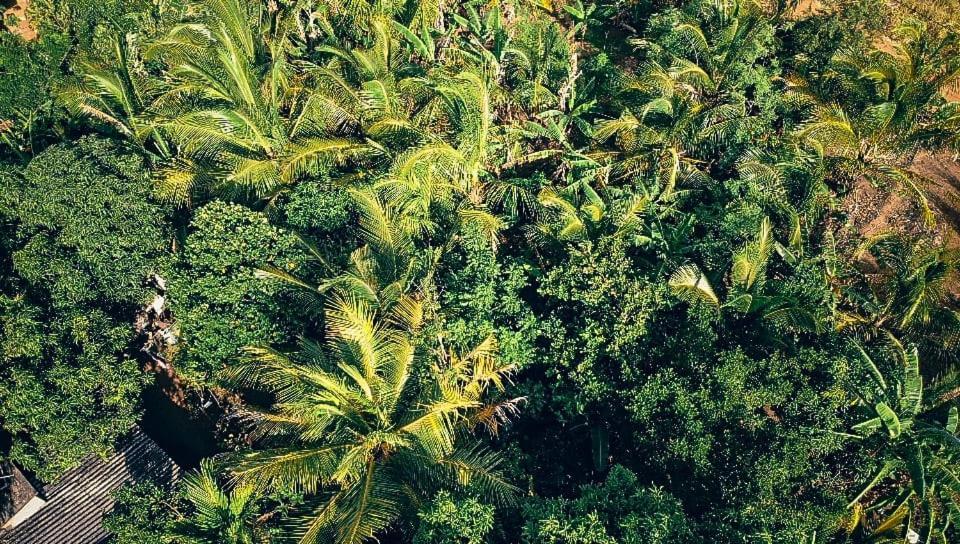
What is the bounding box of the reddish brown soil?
[911,153,960,250]
[841,153,960,295]
[792,0,825,17]
[3,0,36,41]
[842,176,925,243]
[841,154,960,250]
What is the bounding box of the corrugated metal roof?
[0,427,180,544]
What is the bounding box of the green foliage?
[167,201,307,382]
[104,481,177,544]
[10,1,960,543]
[280,179,355,235]
[226,288,518,543]
[0,298,146,480]
[2,137,168,307]
[175,459,263,544]
[413,491,495,544]
[105,460,304,544]
[0,136,166,480]
[522,466,696,544]
[223,196,520,542]
[0,31,69,157]
[840,341,960,540]
[534,236,667,414]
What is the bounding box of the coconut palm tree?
[146,0,376,205]
[227,292,519,544]
[594,0,768,184]
[174,459,263,544]
[230,176,517,544]
[836,236,960,375]
[60,33,172,156]
[811,19,960,155]
[793,20,960,221]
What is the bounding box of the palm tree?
[173,459,263,544]
[227,293,519,544]
[63,1,511,223]
[793,20,960,220]
[145,0,375,205]
[837,236,960,372]
[594,0,767,185]
[815,19,960,155]
[60,33,172,156]
[669,216,826,331]
[60,0,389,206]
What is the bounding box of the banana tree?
[841,341,960,542]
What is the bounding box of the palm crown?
[229,290,518,544]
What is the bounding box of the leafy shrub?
[414,491,495,544]
[522,466,696,544]
[280,178,354,235]
[0,137,165,480]
[103,481,176,544]
[0,31,70,157]
[2,136,168,309]
[167,201,308,382]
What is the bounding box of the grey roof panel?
[0,427,180,544]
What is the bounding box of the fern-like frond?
[669,264,720,307]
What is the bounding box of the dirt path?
[3,0,36,41]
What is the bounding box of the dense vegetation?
[2,0,960,542]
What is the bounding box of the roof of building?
[0,464,39,526]
[0,427,180,544]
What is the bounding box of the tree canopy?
[2,0,960,543]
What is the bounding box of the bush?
[167,201,308,382]
[522,466,696,544]
[2,136,169,309]
[280,178,354,234]
[414,491,495,544]
[102,482,176,544]
[0,137,165,480]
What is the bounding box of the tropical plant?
[60,33,171,155]
[150,0,379,205]
[595,0,773,183]
[792,19,960,220]
[227,291,519,543]
[669,216,825,331]
[841,340,960,542]
[0,137,165,480]
[175,459,264,544]
[413,491,495,544]
[837,235,960,370]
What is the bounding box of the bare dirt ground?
[792,0,825,17]
[840,153,960,294]
[842,154,960,249]
[3,0,36,41]
[912,153,960,250]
